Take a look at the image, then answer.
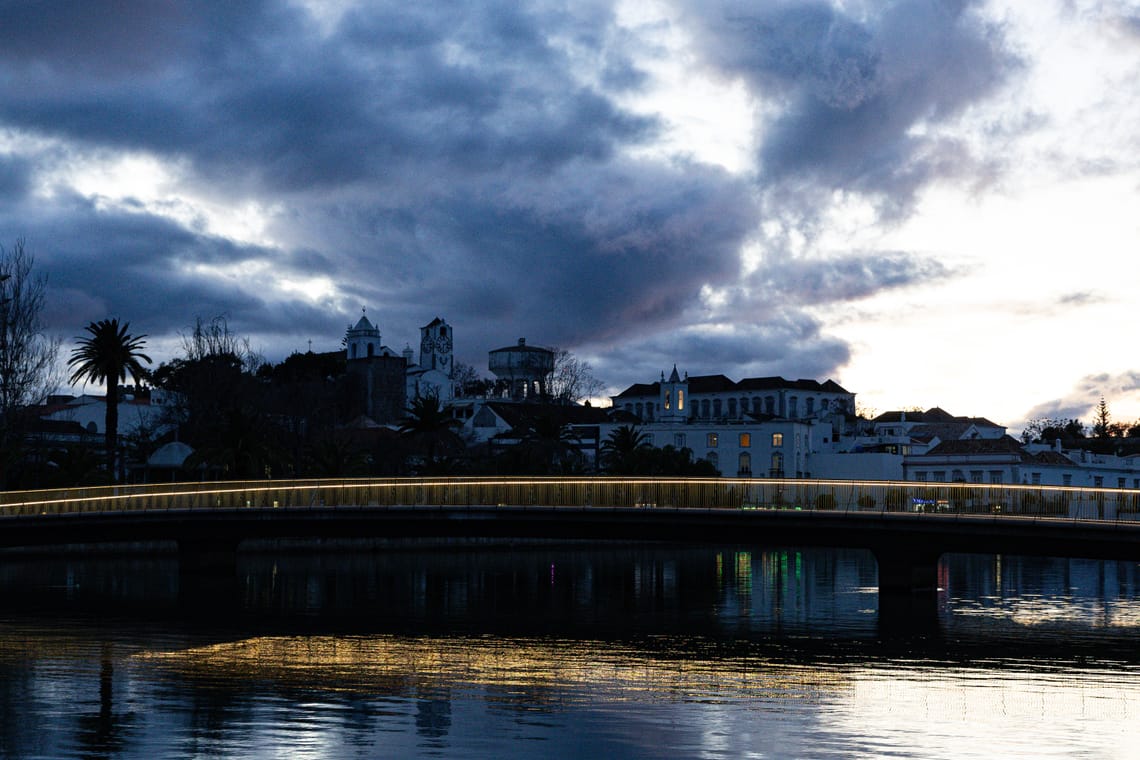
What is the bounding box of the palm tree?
[399,393,464,473]
[68,319,151,479]
[601,424,651,474]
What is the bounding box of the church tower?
[418,317,453,378]
[345,310,381,360]
[659,365,689,423]
[342,309,406,424]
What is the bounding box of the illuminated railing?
[2,477,1140,522]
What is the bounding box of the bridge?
[3,477,1140,609]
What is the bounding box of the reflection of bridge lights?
[131,634,854,702]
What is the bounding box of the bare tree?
[0,239,63,485]
[181,314,263,373]
[546,348,604,404]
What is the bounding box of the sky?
[1,0,1138,431]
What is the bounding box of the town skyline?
[2,1,1138,431]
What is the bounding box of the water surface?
[1,543,1138,758]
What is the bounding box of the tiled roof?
[614,374,850,398]
[921,435,1035,459]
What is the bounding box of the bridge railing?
[3,477,1140,522]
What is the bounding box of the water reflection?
[0,544,1139,758]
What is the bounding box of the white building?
[344,312,455,406]
[41,389,180,440]
[611,368,855,427]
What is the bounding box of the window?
[932,471,946,482]
[770,452,784,476]
[707,433,719,448]
[728,398,737,417]
[739,433,751,448]
[367,343,374,357]
[701,399,710,418]
[915,471,927,482]
[635,403,643,418]
[806,398,815,415]
[989,471,1003,484]
[738,452,752,476]
[952,469,965,482]
[970,471,983,483]
[788,397,798,417]
[707,452,719,470]
[1119,478,1127,489]
[765,396,775,415]
[677,390,684,411]
[1094,476,1104,487]
[1031,473,1041,485]
[1063,474,1073,486]
[821,399,830,411]
[772,432,783,447]
[713,399,722,417]
[664,390,672,410]
[674,433,686,449]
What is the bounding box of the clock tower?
[419,317,453,377]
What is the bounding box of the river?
[1,542,1138,758]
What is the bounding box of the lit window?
[739,433,751,448]
[772,433,783,447]
[677,390,684,410]
[707,433,718,448]
[664,390,671,410]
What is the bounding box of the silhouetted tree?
[0,239,62,487]
[399,393,464,473]
[601,425,651,474]
[1093,397,1111,439]
[546,348,604,404]
[68,319,151,479]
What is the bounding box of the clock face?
[421,335,435,353]
[438,336,452,353]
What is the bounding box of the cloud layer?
[0,0,1020,393]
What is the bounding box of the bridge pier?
[874,547,942,634]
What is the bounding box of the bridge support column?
[874,547,942,634]
[177,538,240,610]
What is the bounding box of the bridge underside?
[4,505,1140,613]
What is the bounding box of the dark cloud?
[746,250,952,306]
[678,0,1019,212]
[0,0,997,392]
[0,155,31,201]
[593,314,852,395]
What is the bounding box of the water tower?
[488,338,555,401]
